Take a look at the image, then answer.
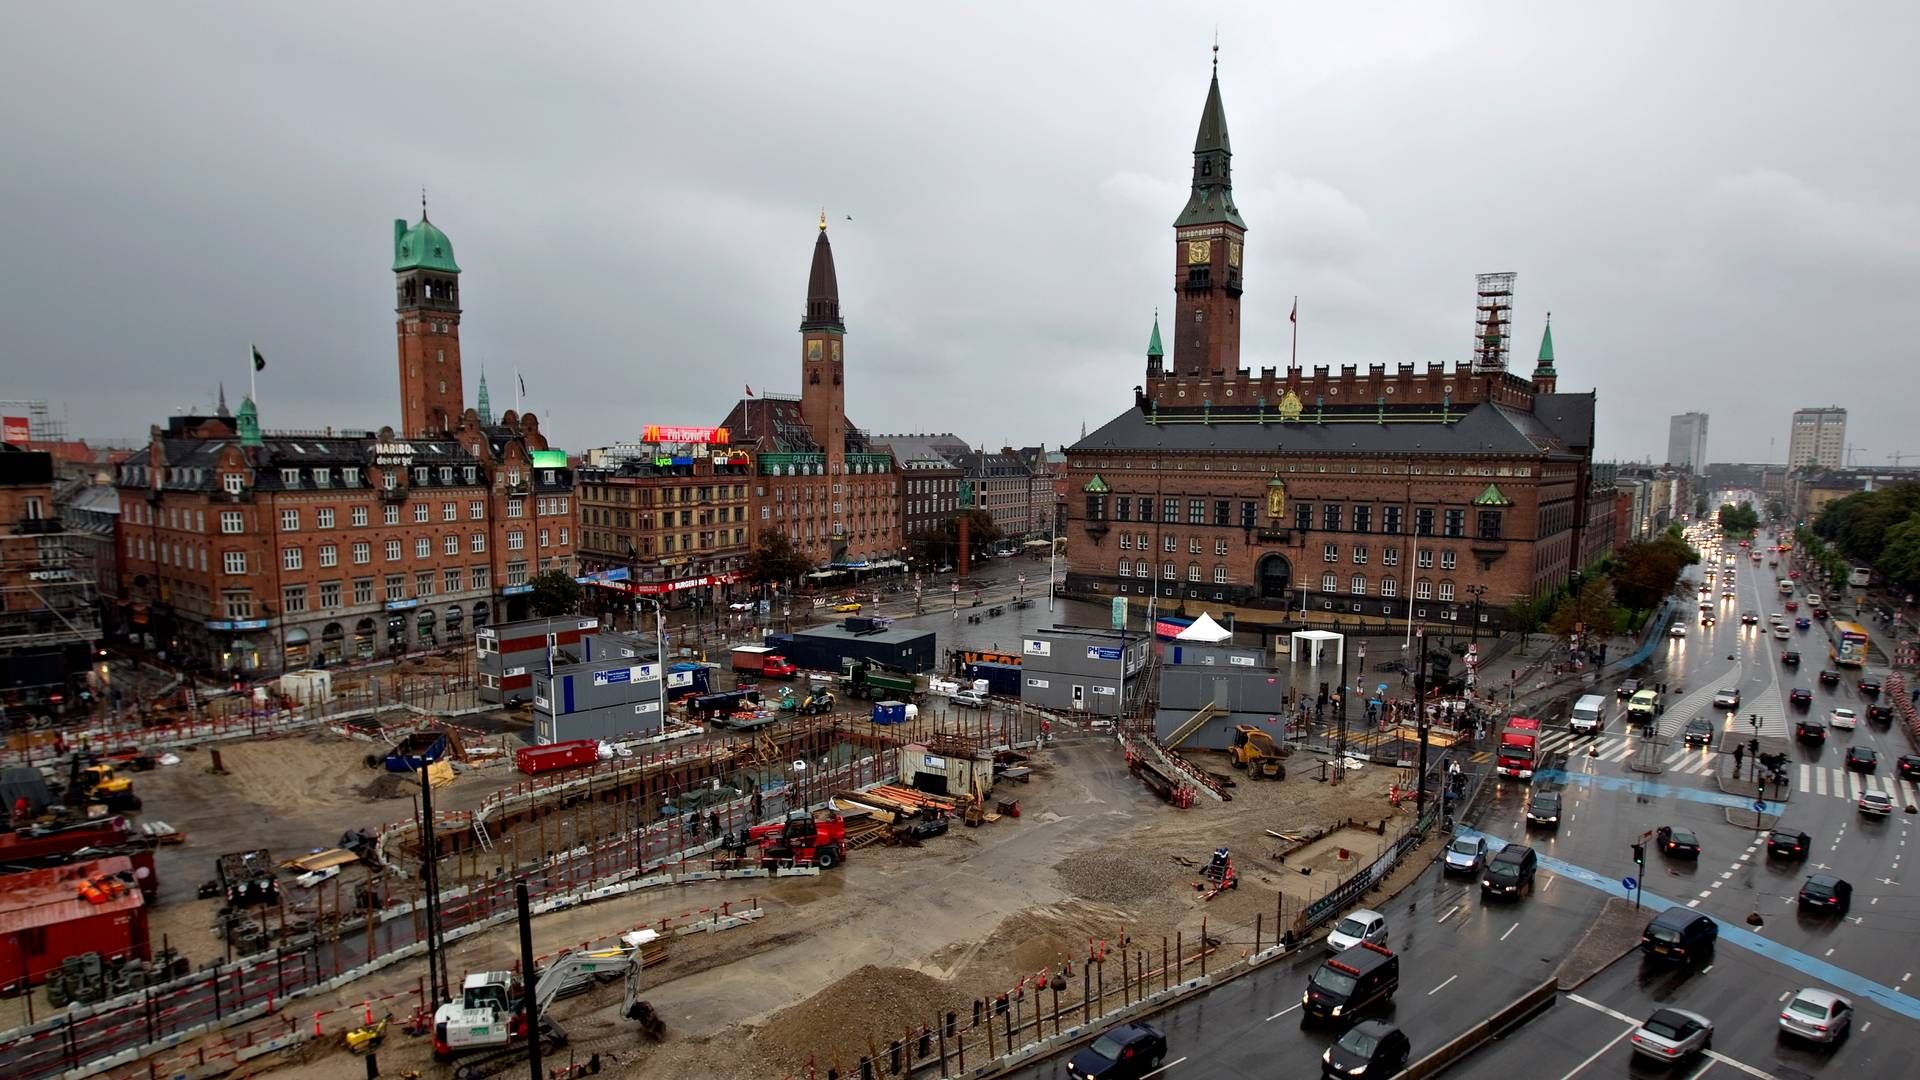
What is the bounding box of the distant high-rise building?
[1787,407,1847,470]
[1667,412,1709,473]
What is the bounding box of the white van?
[1570,694,1607,735]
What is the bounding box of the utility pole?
[1414,628,1431,820]
[516,882,542,1080]
[1335,639,1350,785]
[418,757,449,1007]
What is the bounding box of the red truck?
[730,645,797,679]
[747,810,846,869]
[515,739,600,777]
[1497,716,1542,779]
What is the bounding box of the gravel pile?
[1054,850,1186,907]
[755,964,971,1073]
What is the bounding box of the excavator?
[433,934,665,1078]
[1227,725,1289,780]
[54,756,142,813]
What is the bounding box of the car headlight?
[1303,991,1311,1005]
[1348,1066,1368,1077]
[1322,1048,1333,1064]
[1330,1005,1343,1017]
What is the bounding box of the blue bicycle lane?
[1457,826,1920,1022]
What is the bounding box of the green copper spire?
[1535,314,1557,375]
[1174,51,1245,229]
[392,197,460,273]
[1147,313,1164,357]
[476,369,493,426]
[236,396,261,448]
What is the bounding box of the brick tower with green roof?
[1171,49,1246,381]
[393,197,465,436]
[1531,314,1558,394]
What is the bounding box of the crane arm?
[530,947,638,1017]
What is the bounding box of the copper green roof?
[1534,318,1557,374]
[1473,483,1513,507]
[393,217,460,273]
[1082,474,1111,494]
[1147,315,1164,357]
[1174,63,1245,229]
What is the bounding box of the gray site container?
[1152,644,1290,750]
[531,654,666,745]
[1017,626,1151,717]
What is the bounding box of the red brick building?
[1064,63,1601,633]
[575,433,755,608]
[2,446,101,711]
[718,218,901,572]
[115,209,574,673]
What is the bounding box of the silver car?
[1630,1007,1713,1062]
[1779,987,1852,1043]
[1443,836,1487,875]
[1326,909,1389,952]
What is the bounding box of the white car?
[1713,688,1740,708]
[1778,988,1852,1044]
[1772,625,1791,640]
[1859,790,1894,817]
[728,601,755,612]
[1829,707,1858,729]
[1327,908,1389,952]
[1806,594,1823,606]
[1669,624,1688,639]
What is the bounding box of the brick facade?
[576,444,754,607]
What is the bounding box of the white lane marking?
[1266,1003,1300,1021]
[1816,768,1828,796]
[1501,921,1519,941]
[1429,974,1458,995]
[1702,1048,1777,1079]
[1142,1055,1187,1077]
[1558,1021,1637,1080]
[1437,904,1462,924]
[1685,1059,1718,1080]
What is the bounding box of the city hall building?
[1064,62,1603,632]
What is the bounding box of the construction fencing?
[0,753,894,1080]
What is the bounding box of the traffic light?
[1631,842,1645,866]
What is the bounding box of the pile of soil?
[1053,849,1187,907]
[753,964,972,1074]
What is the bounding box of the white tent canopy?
[1174,612,1232,643]
[1289,630,1345,666]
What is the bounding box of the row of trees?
[1512,524,1701,636]
[1716,501,1760,534]
[1812,481,1920,592]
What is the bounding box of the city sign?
[1,416,29,445]
[205,619,270,631]
[642,425,731,445]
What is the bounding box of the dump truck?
[839,660,927,702]
[730,646,797,679]
[1228,725,1289,779]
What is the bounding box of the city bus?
[1830,620,1870,667]
[1849,567,1872,587]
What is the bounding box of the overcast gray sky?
[3,3,1915,465]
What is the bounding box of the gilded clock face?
[831,341,841,363]
[807,340,822,362]
[1227,241,1241,268]
[1187,240,1211,265]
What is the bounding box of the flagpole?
[514,367,521,414]
[1290,297,1298,368]
[249,343,257,404]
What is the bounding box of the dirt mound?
[355,771,413,801]
[1053,849,1186,907]
[754,964,971,1073]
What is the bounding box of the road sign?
[952,584,959,593]
[1621,876,1638,892]
[1753,799,1768,812]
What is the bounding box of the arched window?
[1118,558,1130,578]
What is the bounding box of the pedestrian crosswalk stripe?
[1815,768,1827,796]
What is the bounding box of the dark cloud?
[3,4,1914,464]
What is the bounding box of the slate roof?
[718,398,876,456]
[1071,400,1579,459]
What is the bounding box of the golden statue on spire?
[819,207,827,231]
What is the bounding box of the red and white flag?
[744,383,754,397]
[1290,298,1298,324]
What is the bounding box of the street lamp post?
[1414,628,1431,820]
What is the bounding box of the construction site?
[0,630,1439,1080]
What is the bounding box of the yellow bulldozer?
[1227,725,1289,780]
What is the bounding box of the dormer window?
[463,466,476,484]
[382,472,397,491]
[440,467,453,484]
[343,467,360,486]
[280,468,300,486]
[413,467,428,484]
[223,474,244,495]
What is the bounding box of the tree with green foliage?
[528,569,584,617]
[1611,529,1700,611]
[745,531,813,586]
[1765,497,1786,521]
[1717,501,1759,534]
[1548,576,1621,639]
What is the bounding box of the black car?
[1813,607,1830,620]
[1846,745,1879,773]
[1859,677,1882,695]
[1781,651,1802,666]
[1795,719,1827,745]
[1768,828,1812,859]
[1482,845,1538,898]
[1740,612,1759,625]
[1790,687,1813,706]
[1641,908,1718,966]
[1798,874,1853,916]
[1526,791,1563,829]
[1302,942,1400,1023]
[1322,1020,1410,1078]
[1900,754,1920,782]
[1868,704,1894,723]
[1617,678,1643,699]
[1819,669,1841,685]
[1659,826,1700,859]
[1682,716,1715,747]
[1066,1021,1166,1079]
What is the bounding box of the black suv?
[1768,828,1812,860]
[1067,1021,1166,1079]
[1642,908,1718,965]
[1795,719,1826,745]
[1482,845,1538,898]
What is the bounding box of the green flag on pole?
[252,345,267,372]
